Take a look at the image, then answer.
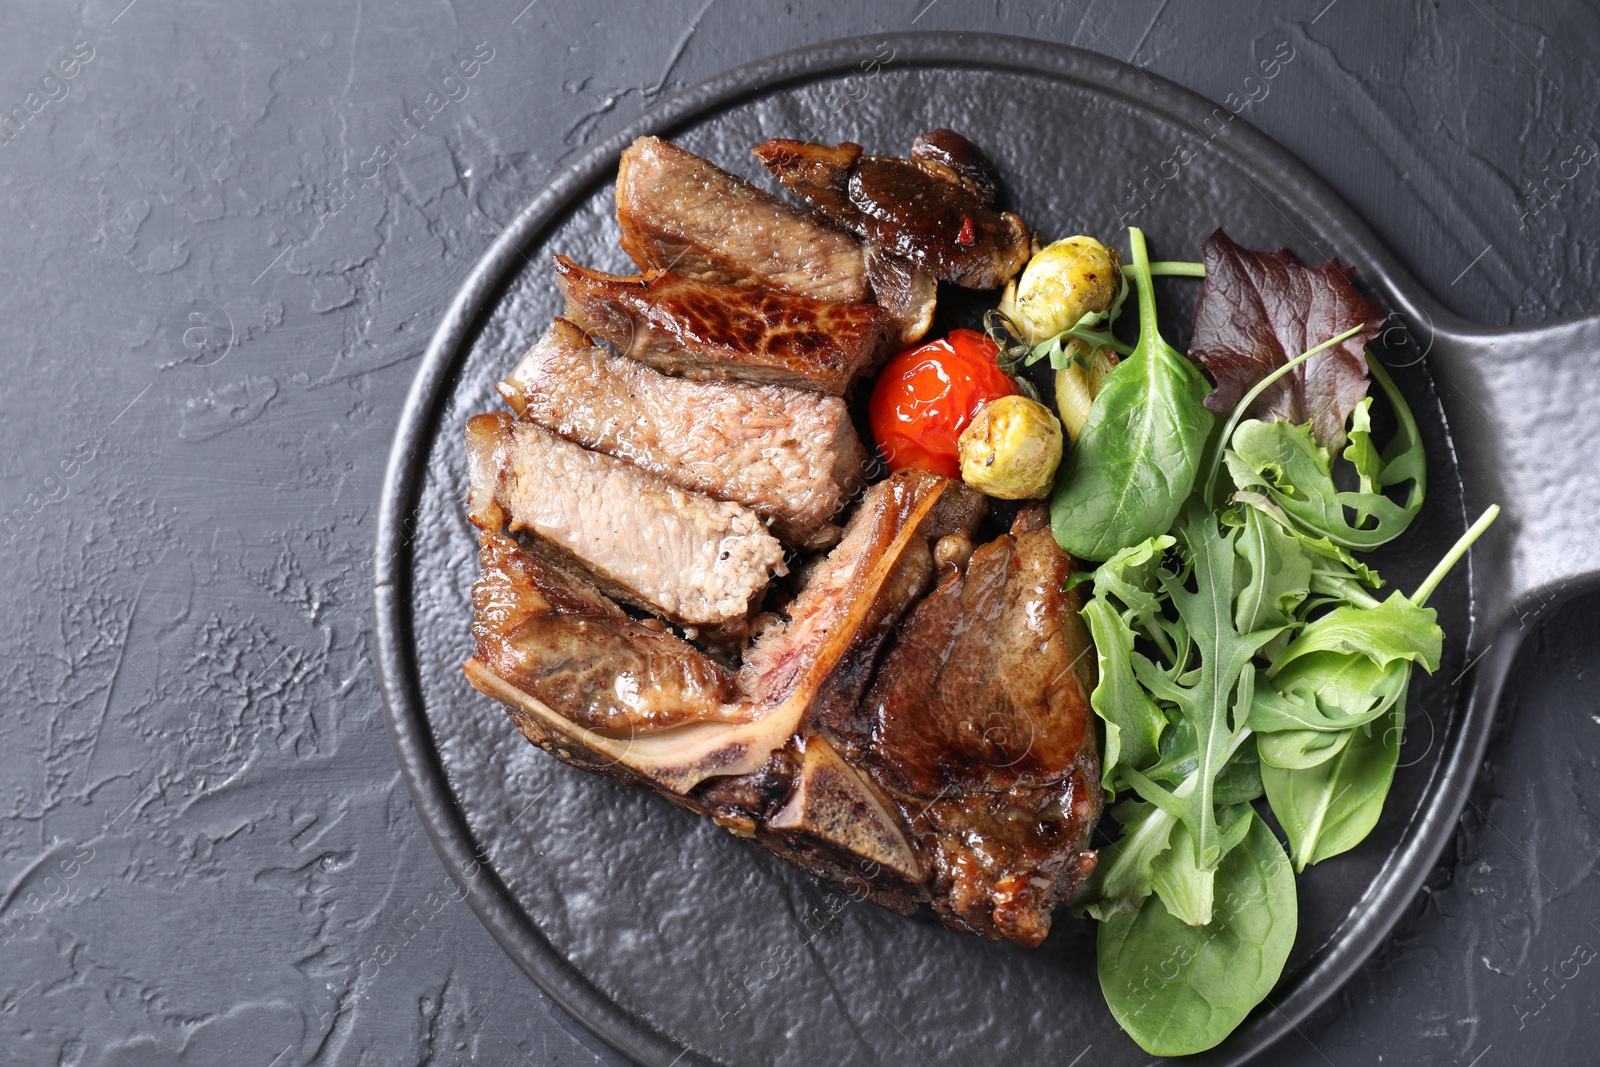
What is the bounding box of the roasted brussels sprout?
[957,394,1064,499]
[1054,339,1123,442]
[1001,235,1122,346]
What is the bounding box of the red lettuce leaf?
[1189,229,1385,451]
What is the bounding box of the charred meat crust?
[752,135,1033,290]
[552,257,887,396]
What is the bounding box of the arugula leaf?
[1269,593,1442,676]
[1212,744,1265,805]
[1118,502,1281,870]
[1149,804,1254,926]
[1250,590,1437,769]
[1082,597,1166,793]
[1093,535,1177,640]
[1262,694,1404,871]
[1081,798,1178,921]
[1052,228,1214,561]
[1256,507,1499,849]
[1249,651,1407,735]
[1226,417,1416,550]
[1222,352,1426,551]
[1257,722,1357,770]
[1189,229,1385,451]
[1233,503,1312,640]
[1097,808,1297,1056]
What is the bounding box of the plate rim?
[374,31,1516,1065]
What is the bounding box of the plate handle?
[1421,310,1600,626]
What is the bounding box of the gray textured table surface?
[2,2,1596,1065]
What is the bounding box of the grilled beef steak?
[752,135,1033,289]
[500,317,867,547]
[553,257,886,395]
[461,129,1098,947]
[464,469,966,796]
[852,505,1100,945]
[616,135,869,304]
[465,465,1099,943]
[466,412,784,629]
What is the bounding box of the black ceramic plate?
[374,33,1600,1066]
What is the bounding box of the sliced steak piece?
[863,245,937,349]
[471,529,745,734]
[856,505,1101,946]
[752,136,1033,290]
[465,412,784,629]
[553,257,886,396]
[615,135,868,304]
[500,318,866,547]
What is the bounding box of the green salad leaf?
[1255,504,1499,860]
[1083,597,1166,792]
[1051,228,1214,560]
[1097,809,1297,1057]
[1263,695,1404,870]
[1121,502,1281,874]
[1055,228,1498,1057]
[1223,354,1427,551]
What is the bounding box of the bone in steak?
[464,465,1098,943]
[553,256,886,396]
[752,135,1033,289]
[464,468,962,799]
[465,412,784,629]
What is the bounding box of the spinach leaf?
[1262,694,1404,871]
[1052,228,1214,561]
[1098,808,1297,1056]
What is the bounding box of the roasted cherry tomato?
[868,328,1020,478]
